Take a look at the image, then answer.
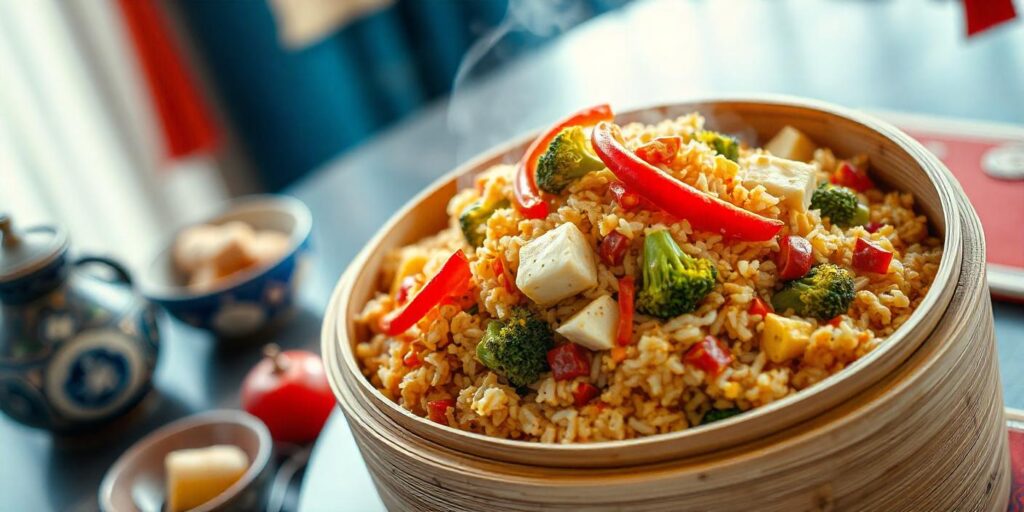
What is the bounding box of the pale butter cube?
[165,444,250,512]
[556,295,620,351]
[515,223,598,305]
[762,313,813,364]
[765,125,818,162]
[742,154,819,212]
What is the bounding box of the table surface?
[2,0,1021,511]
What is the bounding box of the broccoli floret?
[696,131,740,162]
[476,307,552,387]
[701,408,743,425]
[810,183,864,227]
[636,230,718,319]
[459,197,510,247]
[536,126,606,194]
[851,203,870,226]
[771,263,855,320]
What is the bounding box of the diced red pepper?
[395,275,418,305]
[599,231,630,267]
[381,250,472,336]
[513,104,615,219]
[592,122,783,242]
[403,347,422,368]
[547,343,591,381]
[852,238,893,274]
[830,161,874,192]
[572,382,600,407]
[634,136,682,165]
[748,297,772,317]
[602,181,643,210]
[684,336,733,377]
[491,257,517,295]
[426,399,454,425]
[865,222,883,234]
[827,316,843,327]
[777,235,813,280]
[616,276,635,346]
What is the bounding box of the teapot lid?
[0,213,68,283]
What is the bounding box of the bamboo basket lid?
[328,97,968,469]
[323,192,1007,511]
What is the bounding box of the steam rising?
[446,0,600,170]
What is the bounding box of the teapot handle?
[75,256,133,286]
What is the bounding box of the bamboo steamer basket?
[322,97,1008,510]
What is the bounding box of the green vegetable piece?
[851,203,870,227]
[536,126,606,194]
[696,131,740,162]
[771,263,855,320]
[459,198,511,247]
[810,183,861,227]
[476,307,553,387]
[636,230,718,319]
[701,407,743,425]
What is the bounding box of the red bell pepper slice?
[426,398,454,425]
[547,343,591,381]
[381,250,472,336]
[514,104,614,219]
[592,122,783,241]
[572,382,600,407]
[777,235,813,280]
[634,136,682,165]
[616,276,635,346]
[748,297,772,317]
[599,231,630,267]
[684,335,733,377]
[852,238,893,274]
[830,161,874,192]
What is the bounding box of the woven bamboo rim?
[326,97,968,469]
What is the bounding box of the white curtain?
[0,0,227,271]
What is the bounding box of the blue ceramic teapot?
[0,214,159,432]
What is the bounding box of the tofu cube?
[742,154,819,212]
[515,223,598,305]
[764,126,818,162]
[556,295,620,351]
[762,313,814,363]
[165,444,250,512]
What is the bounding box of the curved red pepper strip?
[513,104,615,219]
[591,122,784,242]
[381,250,471,336]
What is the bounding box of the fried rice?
[354,113,942,443]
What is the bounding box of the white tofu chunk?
[764,125,818,162]
[742,154,819,212]
[556,295,620,351]
[515,223,598,305]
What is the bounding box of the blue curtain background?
[175,0,628,191]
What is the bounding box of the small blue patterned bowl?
[139,196,312,339]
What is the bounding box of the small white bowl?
[99,410,273,512]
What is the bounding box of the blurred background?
[4,0,1020,273]
[0,0,629,271]
[1,0,1022,511]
